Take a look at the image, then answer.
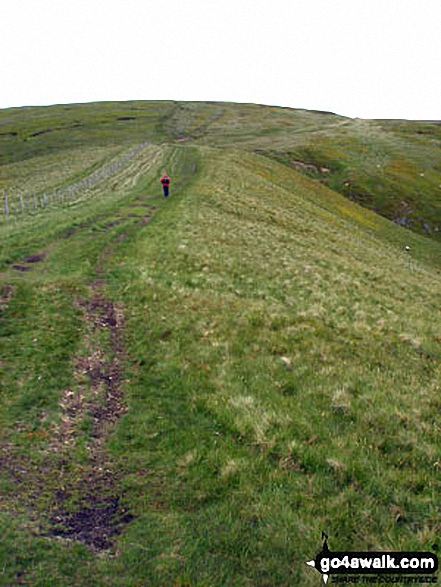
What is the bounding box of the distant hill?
[1,100,440,240]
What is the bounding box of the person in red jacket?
[160,173,171,198]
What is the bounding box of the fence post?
[1,141,146,220]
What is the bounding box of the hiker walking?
[160,173,171,198]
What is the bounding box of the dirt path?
[48,291,131,550]
[0,199,160,551]
[48,203,160,549]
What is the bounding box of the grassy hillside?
[2,101,440,240]
[0,102,440,586]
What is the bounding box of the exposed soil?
[90,278,107,290]
[95,246,112,277]
[103,220,123,230]
[1,284,15,310]
[290,160,319,173]
[24,253,45,264]
[9,253,45,273]
[1,272,133,551]
[30,124,82,138]
[58,294,126,443]
[63,228,78,239]
[47,291,131,550]
[2,202,160,552]
[50,470,134,550]
[31,129,54,137]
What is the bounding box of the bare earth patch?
[50,472,134,550]
[23,253,45,264]
[63,228,78,239]
[1,204,160,552]
[0,287,134,552]
[45,290,132,550]
[1,284,15,310]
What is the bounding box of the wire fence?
[1,140,151,221]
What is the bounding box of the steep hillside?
[0,102,440,586]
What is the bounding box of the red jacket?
[160,176,171,186]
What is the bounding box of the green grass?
[2,101,440,238]
[0,101,440,586]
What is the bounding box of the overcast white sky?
[1,0,440,119]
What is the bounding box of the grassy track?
[0,102,440,586]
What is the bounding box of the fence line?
[1,140,151,220]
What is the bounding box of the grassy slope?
[0,102,440,586]
[2,101,440,238]
[176,103,441,240]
